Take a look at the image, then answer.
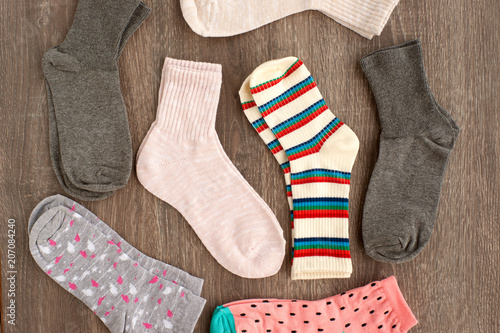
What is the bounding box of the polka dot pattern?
[216,276,417,333]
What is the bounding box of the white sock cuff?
[315,0,400,38]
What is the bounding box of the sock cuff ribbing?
[155,57,222,139]
[360,40,459,137]
[360,40,423,78]
[315,0,400,38]
[59,0,143,65]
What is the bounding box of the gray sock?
[28,194,204,296]
[30,206,206,332]
[360,40,459,263]
[42,0,151,200]
[46,84,114,201]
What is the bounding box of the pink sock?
[211,276,417,332]
[136,58,286,279]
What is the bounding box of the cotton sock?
[46,84,115,201]
[180,0,401,39]
[210,276,417,333]
[42,0,151,200]
[239,83,296,265]
[247,57,359,279]
[136,57,285,278]
[359,40,459,263]
[29,206,206,332]
[28,194,204,295]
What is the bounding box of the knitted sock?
[42,0,151,200]
[28,194,204,295]
[136,58,286,279]
[180,0,401,39]
[45,83,114,201]
[210,276,417,333]
[359,40,459,264]
[239,82,296,265]
[30,206,205,332]
[248,57,359,279]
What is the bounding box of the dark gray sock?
[360,40,459,263]
[42,0,151,200]
[46,80,115,201]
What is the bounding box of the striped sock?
[243,57,359,279]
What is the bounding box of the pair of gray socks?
[360,40,460,263]
[29,194,206,332]
[42,0,151,201]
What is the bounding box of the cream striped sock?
[180,0,401,39]
[242,57,359,279]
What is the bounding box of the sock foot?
[360,40,459,263]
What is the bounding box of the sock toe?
[29,207,66,265]
[366,236,423,263]
[246,239,286,278]
[180,0,212,36]
[210,306,236,333]
[65,165,130,193]
[28,194,63,232]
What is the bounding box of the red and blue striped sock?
[240,57,359,279]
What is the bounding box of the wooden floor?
[1,0,499,332]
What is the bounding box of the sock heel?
[42,48,82,73]
[317,124,360,163]
[136,129,187,202]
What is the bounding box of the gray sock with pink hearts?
[28,194,204,296]
[29,206,205,333]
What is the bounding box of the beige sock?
[180,0,401,39]
[136,57,286,279]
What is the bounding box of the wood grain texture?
[1,0,499,332]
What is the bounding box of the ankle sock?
[29,194,204,295]
[360,40,460,263]
[239,84,296,260]
[242,57,359,279]
[29,205,205,332]
[136,58,285,278]
[42,0,151,201]
[210,276,417,333]
[180,0,401,39]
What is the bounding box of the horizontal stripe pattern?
[294,249,351,259]
[245,58,355,269]
[251,117,269,133]
[293,197,349,219]
[293,197,349,209]
[241,100,257,110]
[271,99,328,138]
[267,139,283,154]
[280,161,290,174]
[295,237,349,248]
[250,59,303,94]
[258,76,317,117]
[285,118,343,160]
[291,168,351,185]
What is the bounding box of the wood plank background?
[1,0,499,332]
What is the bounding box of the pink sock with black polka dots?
[211,276,417,332]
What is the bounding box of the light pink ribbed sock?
[136,58,286,279]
